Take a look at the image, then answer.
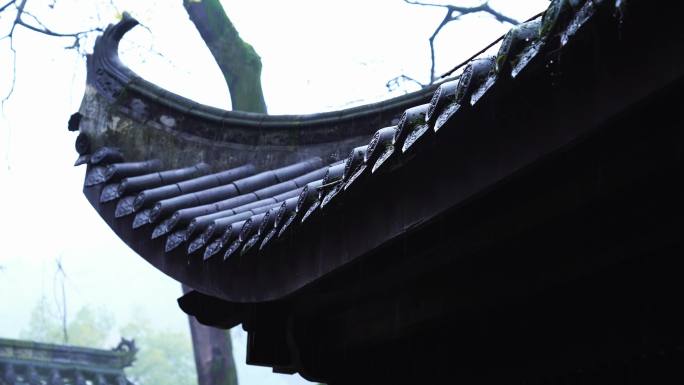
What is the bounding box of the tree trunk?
[181,2,269,385]
[182,0,267,113]
[182,285,238,385]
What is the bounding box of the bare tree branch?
[427,10,453,84]
[0,0,103,102]
[0,0,16,13]
[8,0,27,38]
[11,0,102,44]
[404,0,519,24]
[19,8,50,30]
[2,24,18,105]
[403,0,519,83]
[386,74,426,92]
[16,19,101,40]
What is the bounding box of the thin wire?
[54,258,68,344]
[439,11,545,79]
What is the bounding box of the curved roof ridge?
[91,12,443,128]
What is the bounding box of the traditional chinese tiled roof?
[0,338,136,385]
[72,0,684,382]
[74,0,683,318]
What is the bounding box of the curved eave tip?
[108,12,140,41]
[165,230,187,253]
[115,196,137,218]
[74,155,90,166]
[203,240,224,261]
[132,209,152,229]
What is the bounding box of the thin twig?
[438,10,544,79]
[0,0,15,13]
[8,0,27,38]
[2,37,18,105]
[403,0,519,83]
[427,11,453,83]
[17,19,102,39]
[386,74,426,92]
[0,0,104,102]
[19,8,48,29]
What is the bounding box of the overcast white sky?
[0,1,547,384]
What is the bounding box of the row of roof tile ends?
[77,0,620,263]
[1,367,128,385]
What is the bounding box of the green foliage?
[20,296,63,343]
[120,310,197,385]
[20,296,114,347]
[69,305,116,347]
[21,299,197,385]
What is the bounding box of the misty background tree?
[21,298,197,385]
